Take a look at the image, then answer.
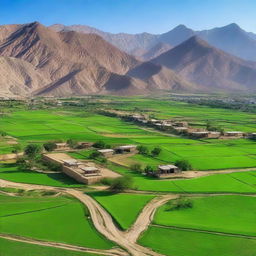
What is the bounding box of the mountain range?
[0,22,255,97]
[51,23,256,62]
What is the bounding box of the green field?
[139,226,256,256]
[0,104,255,171]
[89,191,155,230]
[109,163,256,193]
[154,195,256,236]
[0,194,114,249]
[0,163,83,187]
[0,238,101,256]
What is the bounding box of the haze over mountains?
[51,23,256,62]
[0,21,256,97]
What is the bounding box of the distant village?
[101,110,256,140]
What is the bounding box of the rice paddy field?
[0,194,114,249]
[0,238,101,256]
[138,195,256,256]
[139,226,256,256]
[89,191,155,230]
[1,96,256,256]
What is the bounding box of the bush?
[89,150,101,159]
[137,145,149,155]
[109,176,133,192]
[43,142,57,152]
[151,147,161,157]
[93,141,106,149]
[11,144,21,154]
[130,163,142,173]
[166,197,193,211]
[0,131,7,137]
[175,159,192,171]
[67,139,78,149]
[41,159,62,172]
[144,165,154,174]
[24,144,42,159]
[101,177,115,186]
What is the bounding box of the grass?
[0,238,102,256]
[88,191,155,230]
[139,226,256,256]
[0,163,84,187]
[154,195,256,236]
[0,194,114,249]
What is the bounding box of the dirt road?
[0,234,127,256]
[0,179,165,256]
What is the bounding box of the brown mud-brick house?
[224,131,245,138]
[115,145,137,154]
[98,149,114,157]
[156,164,181,177]
[55,142,69,150]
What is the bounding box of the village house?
[172,121,188,127]
[97,149,114,157]
[224,131,244,138]
[155,164,181,177]
[115,145,137,154]
[43,153,120,185]
[190,131,209,138]
[55,142,69,150]
[77,142,93,148]
[207,131,221,138]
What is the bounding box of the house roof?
[98,149,114,153]
[158,164,178,170]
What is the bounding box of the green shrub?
[151,147,161,157]
[130,163,142,173]
[109,176,133,192]
[43,142,57,152]
[137,145,149,155]
[175,159,192,171]
[166,197,193,211]
[24,144,42,159]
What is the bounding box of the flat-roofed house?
[98,149,114,157]
[115,145,137,154]
[80,166,100,175]
[156,164,181,177]
[63,159,81,167]
[172,121,188,127]
[190,131,209,138]
[55,142,69,150]
[77,142,93,148]
[208,132,221,138]
[225,131,244,138]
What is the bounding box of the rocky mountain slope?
[0,22,149,96]
[51,23,256,62]
[152,36,256,91]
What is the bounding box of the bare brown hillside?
[152,36,256,91]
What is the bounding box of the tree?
[93,141,106,149]
[24,144,42,159]
[11,144,21,154]
[137,145,149,155]
[175,159,192,171]
[0,131,7,137]
[67,139,78,149]
[89,150,101,159]
[144,165,154,175]
[166,196,193,211]
[130,163,142,173]
[43,142,57,152]
[151,147,161,157]
[109,176,133,192]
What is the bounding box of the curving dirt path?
[125,195,178,243]
[0,179,164,256]
[0,234,127,256]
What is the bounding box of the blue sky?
[1,0,255,33]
